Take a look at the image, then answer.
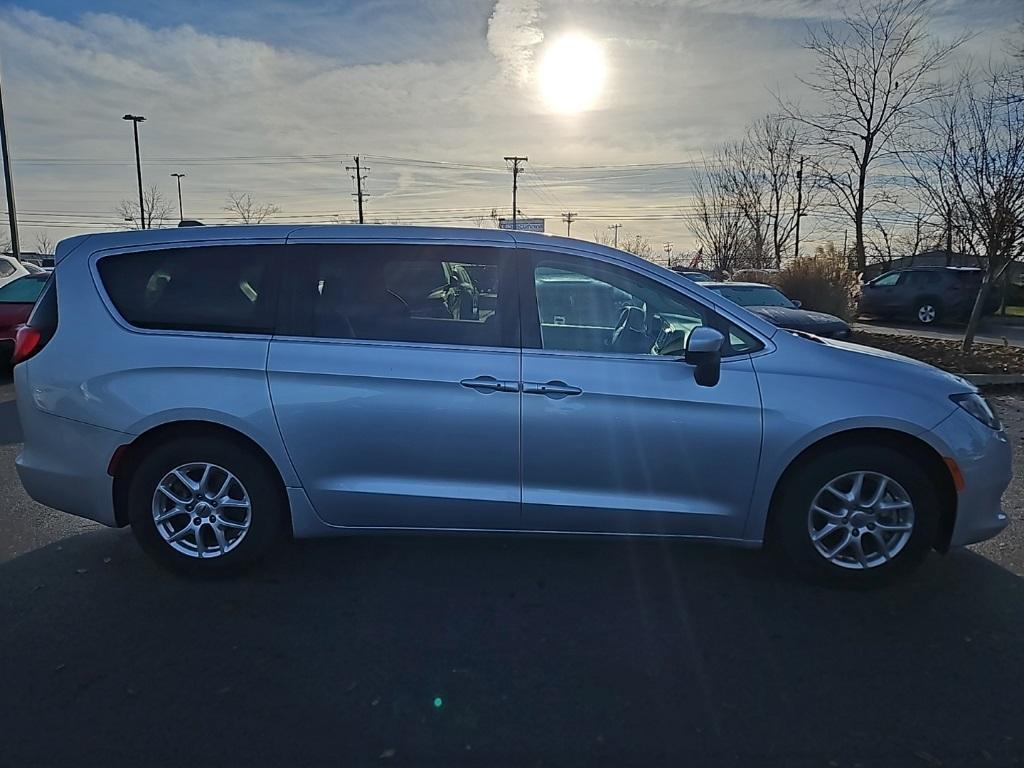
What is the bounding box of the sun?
[538,33,607,114]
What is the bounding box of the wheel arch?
[111,420,290,529]
[765,427,958,552]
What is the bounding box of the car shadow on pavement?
[0,397,22,444]
[2,529,1022,768]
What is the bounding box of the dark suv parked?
[858,266,999,325]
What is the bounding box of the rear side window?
[288,244,515,348]
[0,259,15,278]
[97,246,278,334]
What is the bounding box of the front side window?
[872,272,901,287]
[527,255,758,356]
[0,275,47,303]
[97,246,277,334]
[294,244,514,348]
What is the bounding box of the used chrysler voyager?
[13,226,1011,586]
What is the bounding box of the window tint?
[98,246,277,334]
[296,244,513,348]
[0,259,15,278]
[0,275,46,303]
[528,256,753,356]
[872,272,901,287]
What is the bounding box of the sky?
[0,0,1020,261]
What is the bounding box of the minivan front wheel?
[772,445,939,588]
[128,435,286,575]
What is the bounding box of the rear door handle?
[523,380,583,398]
[460,376,519,393]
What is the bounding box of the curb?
[961,373,1024,387]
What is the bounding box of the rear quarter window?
[97,246,279,334]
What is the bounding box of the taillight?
[12,326,42,365]
[14,271,58,365]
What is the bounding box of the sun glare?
[538,33,606,114]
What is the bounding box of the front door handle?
[523,380,583,398]
[460,376,519,393]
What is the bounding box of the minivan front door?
[518,251,763,539]
[268,243,521,530]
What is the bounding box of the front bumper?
[928,405,1012,546]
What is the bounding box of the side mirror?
[791,299,802,309]
[684,326,724,387]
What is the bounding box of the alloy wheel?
[151,462,252,558]
[807,471,915,570]
[917,304,937,324]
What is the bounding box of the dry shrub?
[768,255,860,320]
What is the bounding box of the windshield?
[711,285,795,308]
[0,275,46,303]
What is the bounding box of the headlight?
[951,393,1002,431]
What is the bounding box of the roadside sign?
[498,217,545,232]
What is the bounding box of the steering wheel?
[609,304,651,354]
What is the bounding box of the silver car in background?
[13,226,1011,586]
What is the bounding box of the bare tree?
[688,153,747,274]
[593,229,655,260]
[781,0,966,272]
[740,115,808,266]
[33,231,54,255]
[908,67,1024,352]
[116,185,173,229]
[224,192,281,224]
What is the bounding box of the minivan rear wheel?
[127,435,286,576]
[771,445,939,588]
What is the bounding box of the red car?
[0,274,48,364]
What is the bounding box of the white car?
[0,255,30,290]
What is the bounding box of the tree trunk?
[961,273,993,354]
[854,158,869,273]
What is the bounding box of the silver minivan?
[13,226,1011,586]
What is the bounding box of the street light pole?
[170,172,185,223]
[123,114,146,229]
[0,68,20,258]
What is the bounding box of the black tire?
[128,434,287,576]
[914,297,941,325]
[771,445,939,589]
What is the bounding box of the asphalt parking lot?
[2,374,1023,768]
[855,317,1024,348]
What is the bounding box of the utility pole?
[608,223,621,248]
[945,204,953,266]
[503,156,527,229]
[122,114,146,229]
[345,156,368,224]
[562,211,577,236]
[170,172,186,223]
[793,156,804,264]
[0,68,20,258]
[663,242,673,267]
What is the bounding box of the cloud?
[487,0,545,85]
